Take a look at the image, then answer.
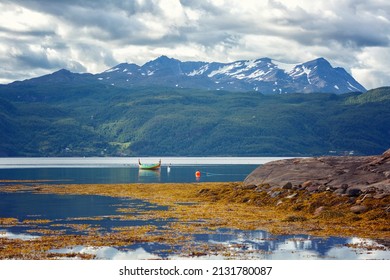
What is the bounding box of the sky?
[0,0,390,89]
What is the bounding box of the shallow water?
[0,157,389,260]
[1,190,389,260]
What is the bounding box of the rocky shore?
[244,148,390,199]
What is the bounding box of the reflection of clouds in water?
[325,246,388,260]
[326,238,390,260]
[49,238,390,260]
[268,240,318,260]
[51,246,160,260]
[205,230,390,260]
[52,245,227,260]
[4,229,388,260]
[0,231,39,240]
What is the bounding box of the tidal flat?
[0,182,389,259]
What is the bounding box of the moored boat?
[138,159,161,170]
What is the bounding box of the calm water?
[0,165,258,184]
[0,157,389,259]
[0,156,283,184]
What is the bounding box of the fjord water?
[1,157,389,259]
[0,157,277,183]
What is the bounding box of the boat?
[138,159,161,170]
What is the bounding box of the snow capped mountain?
[96,56,366,94]
[9,56,363,94]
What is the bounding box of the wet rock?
[334,188,345,195]
[241,184,257,190]
[318,185,327,192]
[282,182,293,189]
[350,205,368,214]
[326,185,338,191]
[286,193,298,199]
[270,191,282,198]
[307,186,319,193]
[346,188,362,197]
[302,181,313,188]
[373,193,388,199]
[363,187,377,194]
[298,185,306,191]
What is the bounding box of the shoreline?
[0,156,292,169]
[0,181,389,259]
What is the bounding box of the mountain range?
[5,56,366,94]
[1,56,388,158]
[0,78,388,157]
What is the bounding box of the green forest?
[0,80,389,157]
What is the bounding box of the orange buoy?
[195,171,201,177]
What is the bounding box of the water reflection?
[138,169,161,182]
[51,246,160,260]
[0,164,259,184]
[0,231,39,240]
[196,229,389,260]
[0,192,169,237]
[45,230,390,260]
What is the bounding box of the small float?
[138,159,161,170]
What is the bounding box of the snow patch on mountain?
[105,67,120,73]
[187,65,209,76]
[272,60,296,73]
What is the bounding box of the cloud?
[0,0,389,88]
[352,47,390,89]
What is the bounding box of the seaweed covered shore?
[0,180,389,259]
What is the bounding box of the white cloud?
[352,47,390,89]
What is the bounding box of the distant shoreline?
[0,156,294,169]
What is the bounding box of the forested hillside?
[0,82,389,157]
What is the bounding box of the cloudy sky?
[1,0,390,89]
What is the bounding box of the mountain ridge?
[96,56,366,94]
[4,56,366,94]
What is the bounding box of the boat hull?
[138,163,161,170]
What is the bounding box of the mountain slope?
[346,87,390,104]
[0,84,388,157]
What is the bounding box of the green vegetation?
[0,82,389,157]
[346,87,390,104]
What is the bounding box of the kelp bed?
[0,182,389,259]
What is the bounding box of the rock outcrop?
[244,149,390,196]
